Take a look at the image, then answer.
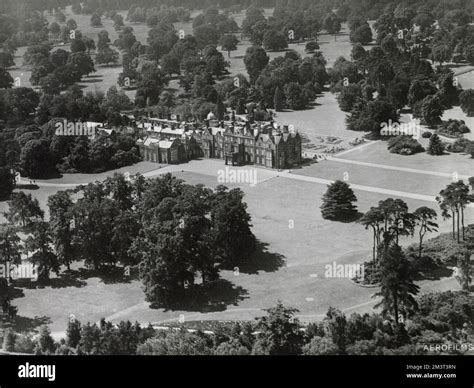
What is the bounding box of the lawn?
[336,140,474,176]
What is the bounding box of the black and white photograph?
[0,0,473,385]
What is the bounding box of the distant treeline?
[0,0,273,15]
[2,0,473,23]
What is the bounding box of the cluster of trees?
[241,4,340,49]
[0,85,137,178]
[437,180,474,243]
[130,175,256,305]
[4,290,473,355]
[242,48,328,111]
[348,17,373,45]
[1,173,256,307]
[95,30,120,65]
[359,198,439,264]
[25,42,95,94]
[115,17,231,120]
[332,2,474,146]
[124,4,191,25]
[356,179,474,290]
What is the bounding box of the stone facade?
[137,117,302,169]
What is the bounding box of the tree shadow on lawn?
[16,272,88,290]
[0,314,52,333]
[154,278,249,314]
[18,266,136,290]
[80,77,104,84]
[15,183,39,190]
[413,264,453,281]
[233,240,286,275]
[73,266,136,285]
[325,211,364,224]
[409,255,455,281]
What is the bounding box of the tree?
[27,221,59,282]
[215,93,225,120]
[456,251,472,291]
[113,14,124,30]
[320,180,358,221]
[416,95,444,127]
[252,301,303,355]
[90,13,102,28]
[347,98,399,135]
[408,78,437,107]
[323,307,348,353]
[67,19,78,31]
[96,47,119,65]
[323,13,341,41]
[49,22,61,36]
[211,186,256,267]
[0,68,13,89]
[436,181,472,242]
[413,207,438,259]
[350,23,373,45]
[431,43,452,65]
[203,45,228,77]
[374,244,419,324]
[194,25,219,51]
[0,167,15,200]
[466,45,474,66]
[427,133,445,155]
[284,82,308,110]
[48,191,75,270]
[69,52,95,77]
[114,27,137,52]
[273,86,284,112]
[55,10,66,23]
[305,41,319,54]
[244,45,269,84]
[4,192,44,228]
[262,30,288,51]
[2,329,16,351]
[137,330,210,355]
[4,88,39,122]
[66,318,82,349]
[358,207,384,262]
[219,34,238,58]
[36,325,56,354]
[70,38,86,53]
[337,84,362,112]
[459,90,474,116]
[20,139,55,178]
[134,62,168,106]
[214,339,250,355]
[0,52,14,68]
[303,336,339,355]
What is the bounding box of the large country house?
[137,115,302,169]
